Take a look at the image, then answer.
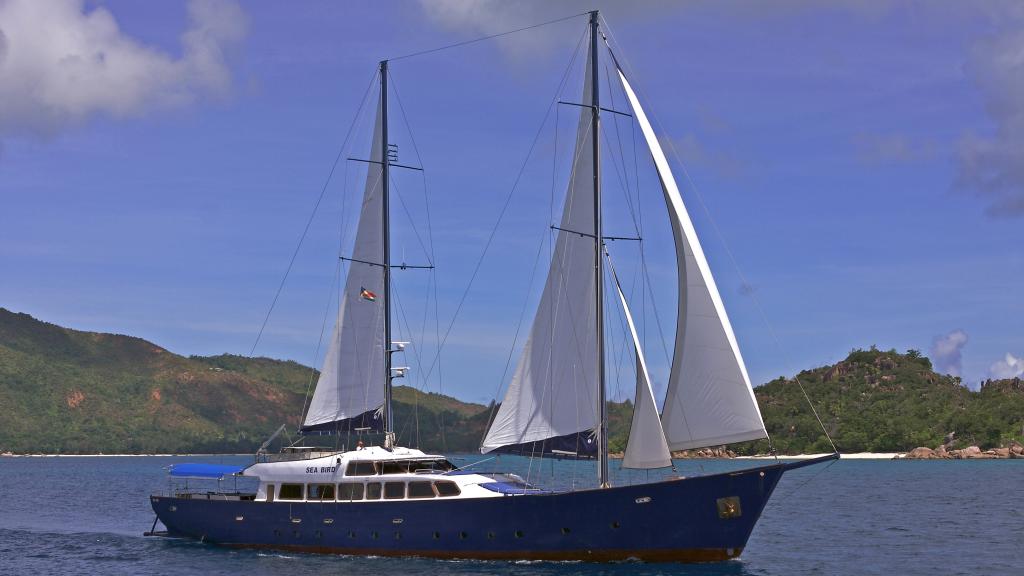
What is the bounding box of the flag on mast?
[359,287,377,302]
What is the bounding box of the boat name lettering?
[305,466,338,474]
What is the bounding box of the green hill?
[735,347,1024,454]
[1,308,1021,455]
[0,308,490,454]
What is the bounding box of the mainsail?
[480,51,599,456]
[302,101,387,433]
[615,66,768,450]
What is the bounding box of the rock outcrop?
[901,442,1023,459]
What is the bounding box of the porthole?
[487,531,495,539]
[561,527,571,535]
[459,531,468,540]
[610,521,620,529]
[315,530,322,539]
[292,530,300,538]
[348,531,356,539]
[394,531,402,540]
[514,530,524,538]
[432,532,440,540]
[323,518,334,525]
[371,531,379,540]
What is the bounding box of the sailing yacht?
[149,11,837,562]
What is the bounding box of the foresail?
[302,100,387,433]
[480,50,599,456]
[616,67,768,450]
[611,262,672,469]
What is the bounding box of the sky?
[1,0,1022,407]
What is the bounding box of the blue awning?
[479,482,550,495]
[168,463,245,480]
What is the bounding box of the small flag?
[359,287,377,302]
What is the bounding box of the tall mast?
[590,11,609,488]
[380,60,394,441]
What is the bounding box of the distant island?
[1,307,1021,456]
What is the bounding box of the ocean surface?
[0,455,1020,575]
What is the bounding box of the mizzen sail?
[302,100,387,433]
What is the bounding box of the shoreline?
[2,451,899,459]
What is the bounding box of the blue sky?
[1,0,1022,406]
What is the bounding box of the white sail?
[303,100,387,432]
[611,262,672,469]
[480,51,599,455]
[616,67,768,450]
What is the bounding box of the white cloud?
[931,329,968,376]
[989,352,1023,379]
[0,0,247,139]
[956,6,1024,218]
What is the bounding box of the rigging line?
[387,174,433,266]
[388,12,589,62]
[603,56,643,240]
[414,26,587,389]
[776,457,839,501]
[600,123,641,237]
[248,69,379,357]
[387,72,427,200]
[602,19,834,454]
[390,280,441,448]
[388,73,446,446]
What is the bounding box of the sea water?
[0,455,1020,575]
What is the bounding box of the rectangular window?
[434,481,461,497]
[365,482,382,500]
[383,481,405,500]
[346,461,378,476]
[407,481,435,499]
[308,484,335,501]
[409,460,455,473]
[338,482,364,501]
[278,483,304,501]
[380,461,409,475]
[266,484,275,502]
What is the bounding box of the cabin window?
[411,459,455,473]
[338,482,364,501]
[365,482,382,500]
[266,484,275,502]
[308,484,335,501]
[383,481,405,499]
[380,461,409,475]
[278,484,304,501]
[407,481,435,499]
[346,461,377,476]
[434,481,461,497]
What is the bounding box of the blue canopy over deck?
[168,463,245,480]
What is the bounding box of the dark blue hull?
[151,458,828,562]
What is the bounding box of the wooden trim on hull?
[220,542,744,563]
